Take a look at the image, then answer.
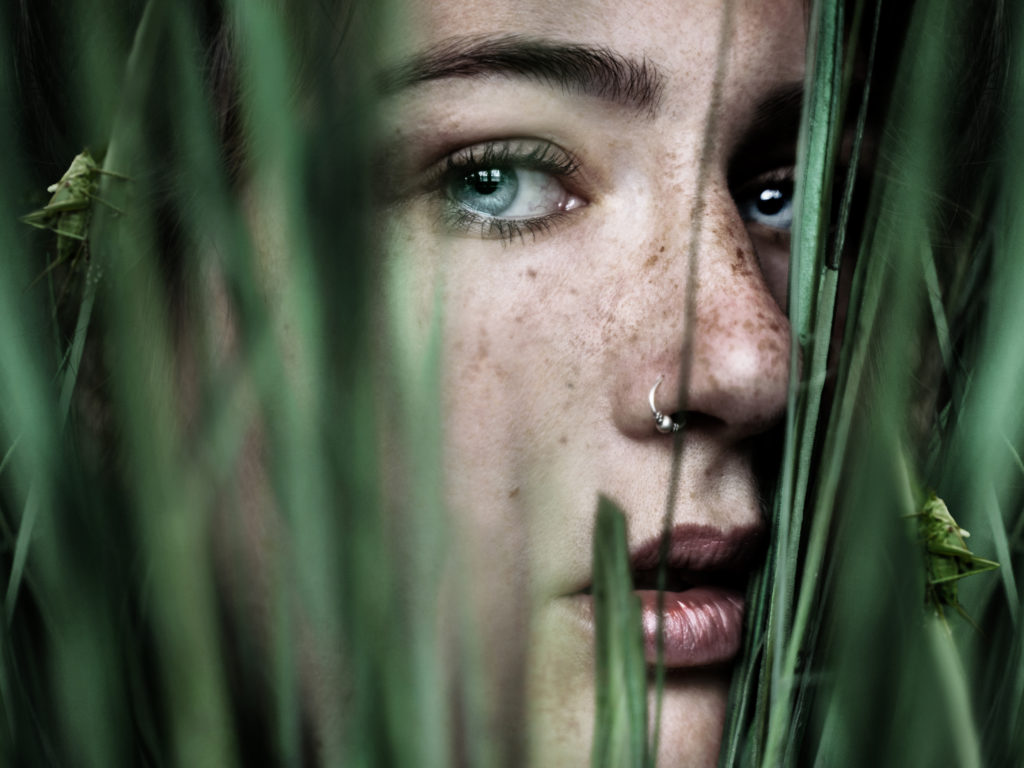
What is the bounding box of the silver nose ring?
[649,376,682,434]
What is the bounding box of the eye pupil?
[466,169,506,195]
[757,187,786,215]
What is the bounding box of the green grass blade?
[591,495,648,768]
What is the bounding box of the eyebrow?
[378,34,666,115]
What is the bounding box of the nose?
[611,185,791,442]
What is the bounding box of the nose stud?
[648,376,682,434]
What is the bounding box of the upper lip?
[629,523,766,574]
[578,522,767,594]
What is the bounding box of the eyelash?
[429,140,584,244]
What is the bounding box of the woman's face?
[371,0,806,764]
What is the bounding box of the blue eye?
[437,140,587,242]
[737,178,794,230]
[448,165,579,220]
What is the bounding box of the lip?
[636,586,746,666]
[570,523,765,668]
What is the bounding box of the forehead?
[380,0,808,100]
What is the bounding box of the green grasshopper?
[912,492,999,626]
[21,149,127,294]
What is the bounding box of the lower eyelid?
[441,206,578,243]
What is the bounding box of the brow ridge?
[379,34,666,114]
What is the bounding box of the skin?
[337,0,806,764]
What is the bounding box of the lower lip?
[567,586,746,668]
[637,587,745,667]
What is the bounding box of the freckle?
[527,268,538,278]
[567,381,575,389]
[660,245,666,253]
[559,435,568,445]
[509,487,520,498]
[515,315,524,323]
[644,253,659,269]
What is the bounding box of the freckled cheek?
[755,233,791,309]
[434,268,566,597]
[439,260,595,444]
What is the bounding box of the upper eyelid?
[730,165,796,195]
[425,138,582,187]
[371,137,577,203]
[727,131,798,186]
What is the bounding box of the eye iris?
[454,167,519,215]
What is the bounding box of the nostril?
[656,410,730,435]
[669,411,727,436]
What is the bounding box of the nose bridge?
[610,181,791,440]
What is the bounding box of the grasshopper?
[911,492,999,626]
[21,149,127,295]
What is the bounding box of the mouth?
[574,524,765,669]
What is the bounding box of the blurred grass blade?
[4,260,104,624]
[0,437,18,478]
[919,245,954,378]
[983,488,1018,624]
[828,0,878,267]
[591,495,648,768]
